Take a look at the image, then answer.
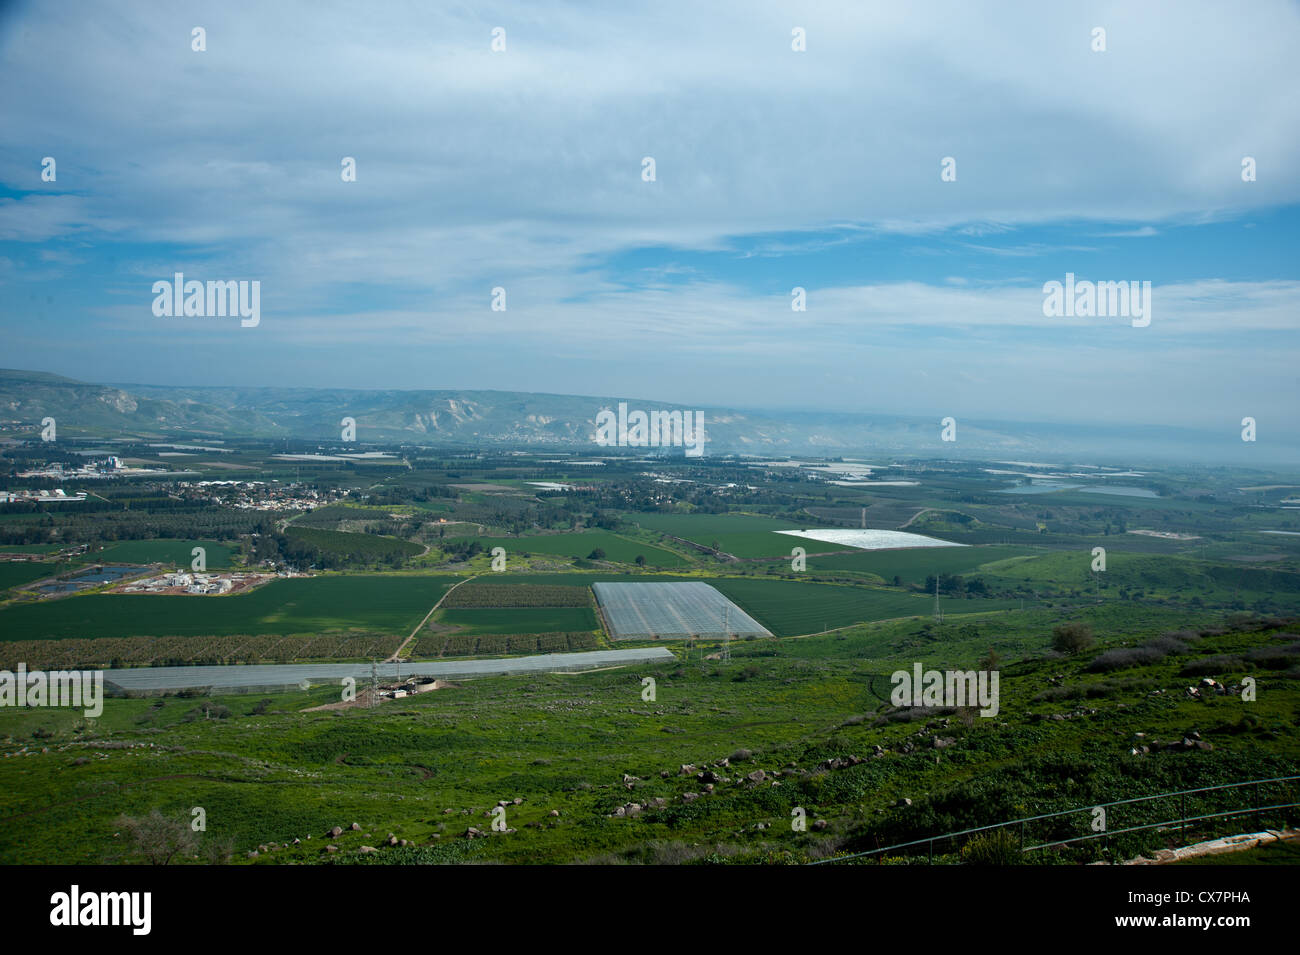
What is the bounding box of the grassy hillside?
[0,610,1294,865]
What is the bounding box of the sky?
[1,0,1297,443]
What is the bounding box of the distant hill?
[0,368,1276,463]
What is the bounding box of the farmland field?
[707,578,1032,637]
[442,582,593,607]
[0,561,57,591]
[0,575,462,640]
[624,512,805,557]
[443,531,687,566]
[774,544,1041,583]
[433,606,598,636]
[81,538,239,569]
[285,526,424,561]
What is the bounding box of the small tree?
[1051,622,1094,655]
[634,554,646,567]
[588,547,606,560]
[115,809,200,865]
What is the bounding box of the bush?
[960,828,1021,865]
[1051,622,1094,655]
[1179,655,1244,677]
[1086,647,1161,673]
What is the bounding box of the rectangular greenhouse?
[593,581,772,640]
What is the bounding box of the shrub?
[1086,646,1164,673]
[960,828,1021,865]
[1179,655,1245,677]
[1051,622,1094,654]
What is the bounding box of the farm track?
[385,575,477,662]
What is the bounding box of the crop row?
[0,631,403,670]
[441,583,593,608]
[413,630,597,658]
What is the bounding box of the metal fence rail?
[808,774,1300,865]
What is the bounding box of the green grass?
[0,574,461,640]
[769,544,1039,584]
[0,611,1295,866]
[707,578,1029,637]
[82,539,238,569]
[624,513,805,558]
[434,607,598,636]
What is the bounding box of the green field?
[709,578,1031,637]
[0,575,461,640]
[770,544,1040,584]
[0,561,57,592]
[286,526,424,561]
[434,606,598,636]
[82,539,239,569]
[625,512,804,558]
[448,531,687,567]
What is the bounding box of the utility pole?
[721,605,731,662]
[934,574,943,622]
[370,658,378,708]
